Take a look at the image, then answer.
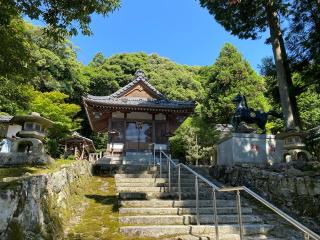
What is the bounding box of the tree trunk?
[266,2,301,131]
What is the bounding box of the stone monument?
[217,94,284,166]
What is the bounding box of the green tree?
[0,0,120,37]
[86,52,204,101]
[27,25,90,104]
[286,0,320,82]
[202,43,270,126]
[0,18,33,80]
[0,77,33,115]
[199,0,300,131]
[29,91,81,130]
[28,90,82,157]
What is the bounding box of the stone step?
[119,206,252,215]
[118,191,237,200]
[120,200,240,208]
[116,182,197,187]
[115,177,196,184]
[115,173,193,178]
[119,224,274,238]
[116,186,213,193]
[119,214,262,225]
[164,233,242,240]
[166,234,284,240]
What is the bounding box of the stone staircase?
[115,165,279,240]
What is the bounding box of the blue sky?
[57,0,273,71]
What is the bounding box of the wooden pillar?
[108,116,112,154]
[123,112,127,155]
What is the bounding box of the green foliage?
[199,0,287,40]
[28,90,81,157]
[0,77,33,115]
[90,133,108,151]
[30,91,81,130]
[0,18,33,78]
[27,25,90,104]
[286,0,320,85]
[0,0,120,37]
[86,52,204,101]
[260,59,320,131]
[202,43,270,125]
[1,10,319,162]
[170,105,219,165]
[297,87,320,129]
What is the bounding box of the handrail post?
[168,159,171,192]
[195,176,200,225]
[236,190,244,240]
[148,144,151,169]
[153,143,156,167]
[159,147,162,178]
[178,165,181,201]
[212,188,219,240]
[304,233,310,240]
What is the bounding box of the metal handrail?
[158,150,320,240]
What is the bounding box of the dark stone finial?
[135,69,146,79]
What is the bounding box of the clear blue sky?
[73,0,272,71]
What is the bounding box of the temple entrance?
[83,70,195,163]
[126,121,152,152]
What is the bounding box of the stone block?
[217,133,284,166]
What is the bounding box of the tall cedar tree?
[199,0,300,131]
[202,43,269,124]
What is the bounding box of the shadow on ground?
[85,194,119,212]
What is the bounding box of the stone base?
[0,152,53,166]
[217,133,284,166]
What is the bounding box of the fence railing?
[88,152,102,163]
[158,150,320,240]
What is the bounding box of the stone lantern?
[0,112,54,165]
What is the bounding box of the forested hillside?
[1,16,319,162]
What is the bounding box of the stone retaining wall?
[0,160,92,240]
[209,165,320,232]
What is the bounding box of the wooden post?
[124,112,127,155]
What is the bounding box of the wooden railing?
[88,152,102,163]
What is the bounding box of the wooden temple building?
[83,70,195,163]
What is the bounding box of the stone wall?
[209,165,320,232]
[0,160,92,240]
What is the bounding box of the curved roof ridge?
[109,69,165,99]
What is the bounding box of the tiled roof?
[0,115,13,123]
[83,70,196,111]
[84,96,195,109]
[109,70,165,99]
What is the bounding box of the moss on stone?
[7,220,24,240]
[41,194,64,240]
[0,159,76,181]
[63,176,156,240]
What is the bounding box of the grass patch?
[0,159,76,181]
[64,176,156,240]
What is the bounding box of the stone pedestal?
[217,133,284,166]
